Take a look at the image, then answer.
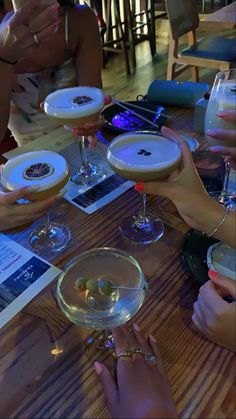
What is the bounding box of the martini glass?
[1,150,71,252]
[56,248,147,354]
[107,131,182,244]
[44,86,106,186]
[205,69,236,209]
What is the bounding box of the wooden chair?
[165,0,236,81]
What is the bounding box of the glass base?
[86,331,115,365]
[209,191,236,210]
[71,163,106,185]
[120,214,164,244]
[29,223,71,252]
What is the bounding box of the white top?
[44,86,104,119]
[107,133,181,173]
[1,150,69,192]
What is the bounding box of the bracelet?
[208,206,230,237]
[0,56,17,65]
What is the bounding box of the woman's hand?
[0,187,56,231]
[72,95,112,149]
[207,110,236,169]
[192,270,236,352]
[94,324,177,419]
[0,0,60,63]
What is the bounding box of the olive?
[76,277,87,291]
[86,278,99,293]
[98,279,113,296]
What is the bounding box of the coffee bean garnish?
[137,149,152,156]
[73,95,93,105]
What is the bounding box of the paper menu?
[0,234,61,329]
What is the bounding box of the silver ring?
[33,33,39,45]
[132,346,157,363]
[115,349,133,359]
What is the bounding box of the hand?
[136,126,209,229]
[192,270,236,352]
[0,0,60,63]
[0,187,56,231]
[72,95,112,149]
[94,324,177,419]
[207,110,236,169]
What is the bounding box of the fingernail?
[209,269,218,278]
[26,185,40,192]
[133,323,140,331]
[135,182,144,192]
[94,361,102,375]
[149,335,157,343]
[216,112,226,118]
[210,146,224,152]
[207,130,216,136]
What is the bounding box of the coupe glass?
[205,69,236,209]
[56,248,147,354]
[107,131,182,244]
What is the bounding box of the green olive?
[76,277,87,291]
[86,278,99,293]
[98,279,113,296]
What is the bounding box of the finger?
[197,295,211,319]
[192,313,205,333]
[104,95,112,105]
[12,196,56,216]
[217,110,236,122]
[199,280,226,313]
[29,3,60,33]
[148,335,168,377]
[207,129,236,143]
[112,326,133,356]
[193,301,206,329]
[209,270,236,299]
[132,323,150,352]
[88,135,97,150]
[94,362,118,413]
[209,146,236,159]
[0,187,35,205]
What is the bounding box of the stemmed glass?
[107,131,182,244]
[205,69,236,209]
[1,150,71,252]
[71,135,106,185]
[56,248,147,354]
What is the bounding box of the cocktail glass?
[205,69,236,209]
[44,86,106,186]
[56,247,147,355]
[107,131,182,244]
[1,150,71,252]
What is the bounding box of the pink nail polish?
[135,182,144,192]
[208,269,218,278]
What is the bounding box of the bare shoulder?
[70,4,97,30]
[68,5,99,51]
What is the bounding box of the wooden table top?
[201,1,236,29]
[0,107,235,419]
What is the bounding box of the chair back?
[165,0,199,40]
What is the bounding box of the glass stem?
[220,157,231,199]
[134,192,150,230]
[79,136,89,168]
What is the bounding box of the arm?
[0,60,13,142]
[73,5,102,87]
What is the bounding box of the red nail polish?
[135,182,144,192]
[208,269,218,278]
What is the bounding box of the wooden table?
[0,107,235,419]
[201,1,236,29]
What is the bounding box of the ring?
[12,34,18,43]
[33,33,39,45]
[132,346,157,363]
[115,349,133,359]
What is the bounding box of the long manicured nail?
[94,361,102,375]
[149,335,157,343]
[208,269,218,278]
[207,130,216,136]
[210,146,224,152]
[216,112,226,118]
[133,323,140,332]
[135,182,144,192]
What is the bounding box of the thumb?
[209,270,236,299]
[94,362,119,412]
[0,187,38,205]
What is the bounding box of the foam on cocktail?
[107,132,182,181]
[44,86,104,127]
[1,150,70,201]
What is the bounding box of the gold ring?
[115,349,133,359]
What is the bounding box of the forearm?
[0,61,13,142]
[176,195,236,248]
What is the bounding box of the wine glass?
[44,86,106,186]
[56,248,147,354]
[1,150,71,252]
[205,69,236,209]
[107,131,182,244]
